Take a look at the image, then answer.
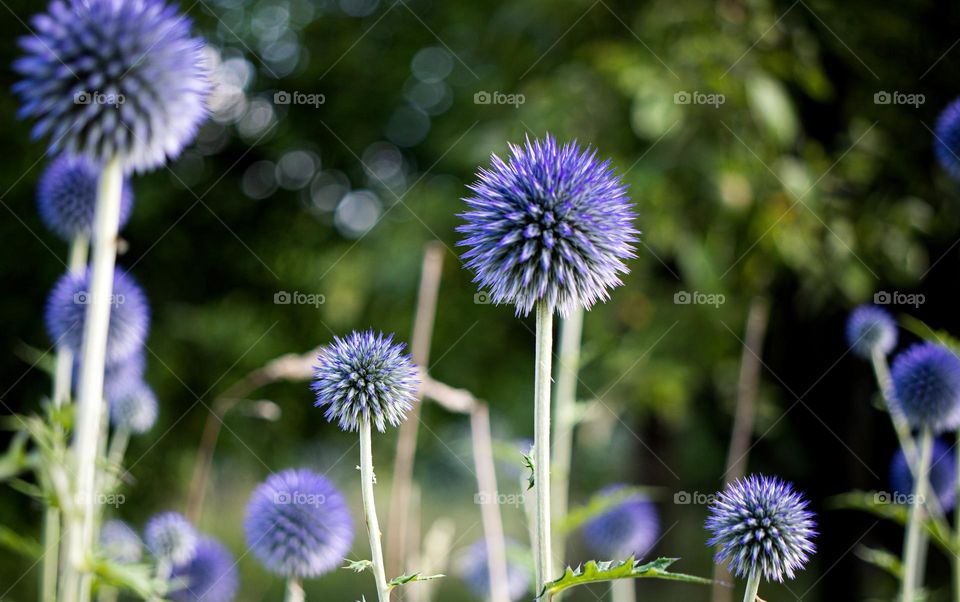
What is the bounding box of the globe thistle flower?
[244,468,354,579]
[168,537,239,602]
[45,267,150,365]
[100,519,143,564]
[37,154,134,241]
[457,135,638,317]
[110,382,158,434]
[145,512,198,566]
[846,305,897,359]
[13,0,209,173]
[890,438,957,512]
[582,484,660,559]
[456,539,531,602]
[890,343,960,433]
[705,474,816,582]
[311,330,418,432]
[101,351,147,403]
[935,98,960,181]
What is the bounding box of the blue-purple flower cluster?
[582,484,660,560]
[890,342,960,432]
[456,539,531,602]
[846,305,898,359]
[37,155,134,242]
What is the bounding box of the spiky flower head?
[890,342,960,432]
[846,305,897,359]
[935,98,960,181]
[145,512,198,565]
[37,154,134,241]
[110,382,158,434]
[14,0,209,173]
[890,438,957,512]
[244,468,354,579]
[169,537,239,602]
[456,538,531,602]
[582,484,660,559]
[457,135,637,317]
[101,351,146,403]
[705,474,816,582]
[311,330,418,432]
[45,267,150,365]
[100,519,143,564]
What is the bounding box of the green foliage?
[387,573,445,589]
[0,525,41,560]
[854,545,902,580]
[539,557,713,599]
[830,491,956,556]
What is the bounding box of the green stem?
[360,419,390,602]
[903,428,933,602]
[742,567,760,602]
[611,578,636,602]
[534,301,555,595]
[285,577,305,602]
[872,351,922,478]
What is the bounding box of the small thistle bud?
[705,474,816,582]
[145,512,198,565]
[100,519,143,564]
[109,382,158,434]
[244,468,354,579]
[582,484,660,559]
[845,305,897,359]
[890,343,960,432]
[37,155,134,242]
[890,438,957,511]
[311,330,418,432]
[456,539,531,602]
[168,537,239,602]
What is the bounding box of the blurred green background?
[2,0,960,599]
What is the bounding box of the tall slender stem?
[470,403,510,602]
[903,428,933,602]
[65,156,124,602]
[551,305,583,580]
[741,567,760,602]
[534,301,555,595]
[285,577,305,602]
[360,419,391,602]
[872,350,920,474]
[611,579,636,602]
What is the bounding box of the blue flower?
[935,98,960,181]
[456,539,531,602]
[100,519,143,564]
[891,343,960,432]
[846,305,897,359]
[45,267,150,365]
[244,468,354,579]
[705,475,816,582]
[311,330,418,432]
[110,382,158,434]
[169,537,238,602]
[145,512,198,565]
[458,135,637,317]
[582,484,660,559]
[14,0,209,173]
[890,438,957,512]
[37,154,134,241]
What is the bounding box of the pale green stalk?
[902,429,933,602]
[285,577,305,602]
[611,578,636,602]
[871,350,920,473]
[742,567,760,602]
[534,301,555,595]
[360,419,391,601]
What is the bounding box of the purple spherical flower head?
[456,539,531,602]
[37,154,134,241]
[311,330,418,432]
[705,474,816,582]
[100,519,143,564]
[45,267,150,365]
[890,438,957,512]
[145,512,198,565]
[891,343,960,432]
[935,98,960,181]
[582,484,660,559]
[14,0,209,173]
[169,537,239,602]
[110,382,158,434]
[846,305,897,359]
[457,135,638,317]
[244,468,354,579]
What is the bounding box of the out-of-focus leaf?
[746,72,798,148]
[901,316,960,354]
[829,491,955,554]
[387,573,445,589]
[344,559,373,573]
[0,525,41,559]
[854,545,901,579]
[540,557,713,599]
[557,486,660,535]
[90,557,157,599]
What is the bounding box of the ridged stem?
[902,428,933,602]
[360,419,391,602]
[285,577,305,602]
[534,301,554,595]
[742,567,760,602]
[611,579,636,602]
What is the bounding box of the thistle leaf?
[522,452,535,490]
[387,573,445,589]
[344,559,373,573]
[540,557,713,599]
[854,545,901,579]
[0,525,42,559]
[89,557,158,598]
[829,491,956,554]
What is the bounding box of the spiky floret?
[456,538,531,602]
[37,154,134,241]
[45,267,150,365]
[13,0,209,173]
[458,135,638,317]
[100,519,143,564]
[846,305,898,359]
[582,484,660,559]
[109,382,158,434]
[890,343,960,432]
[705,474,816,582]
[890,438,957,512]
[935,98,960,181]
[168,537,239,602]
[244,468,354,579]
[145,512,198,565]
[311,330,418,432]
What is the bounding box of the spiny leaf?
[344,559,373,573]
[0,525,42,559]
[854,545,901,579]
[829,491,956,554]
[387,573,445,589]
[539,557,713,599]
[522,452,535,490]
